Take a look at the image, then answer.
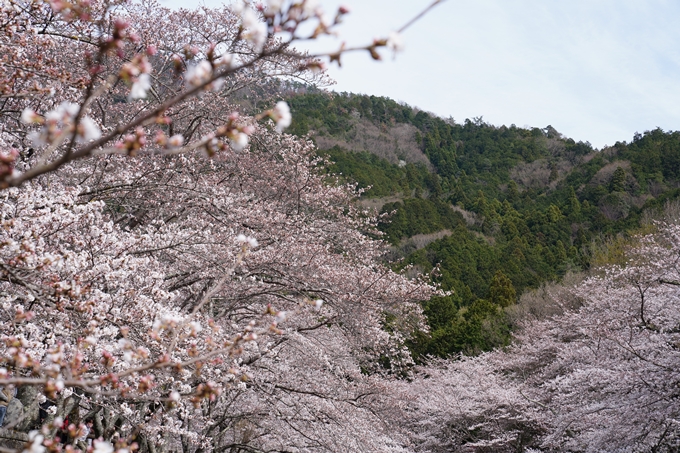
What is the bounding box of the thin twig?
[398,0,446,34]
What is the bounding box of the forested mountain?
[284,90,680,357]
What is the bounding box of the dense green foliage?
[287,91,417,138]
[378,198,465,241]
[286,90,680,359]
[319,147,433,198]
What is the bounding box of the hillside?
[285,90,680,357]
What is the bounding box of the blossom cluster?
[0,129,433,451]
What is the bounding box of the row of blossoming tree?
[402,210,680,452]
[0,0,440,451]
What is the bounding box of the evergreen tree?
[488,270,517,308]
[610,166,626,192]
[568,187,582,220]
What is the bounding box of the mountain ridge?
[284,89,680,357]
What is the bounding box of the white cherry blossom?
[129,73,151,100]
[93,440,114,453]
[229,131,249,151]
[23,431,45,453]
[185,60,212,87]
[386,31,405,53]
[272,100,292,132]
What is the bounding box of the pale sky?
[160,0,680,149]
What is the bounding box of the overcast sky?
[160,0,680,149]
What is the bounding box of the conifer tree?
[610,166,626,192]
[488,270,516,308]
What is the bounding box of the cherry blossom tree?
[0,0,447,451]
[1,0,443,187]
[398,355,545,453]
[521,221,680,452]
[0,128,435,451]
[402,218,680,452]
